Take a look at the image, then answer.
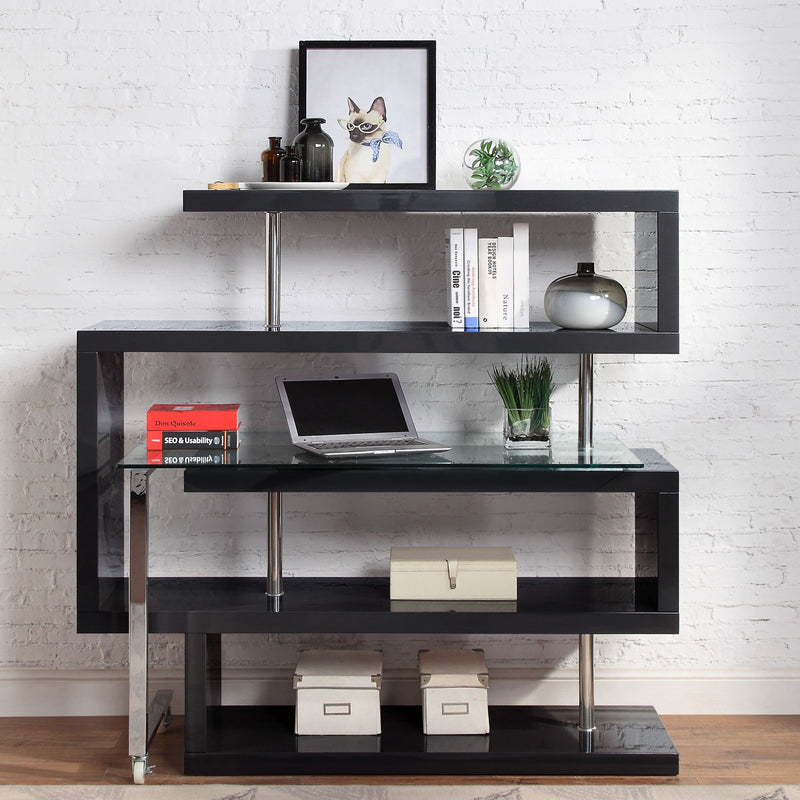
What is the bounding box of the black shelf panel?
[183,188,679,215]
[180,446,677,494]
[184,704,678,776]
[77,320,678,355]
[86,576,678,635]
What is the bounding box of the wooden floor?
[0,715,798,785]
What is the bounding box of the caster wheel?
[132,757,147,785]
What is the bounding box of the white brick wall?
[1,0,799,711]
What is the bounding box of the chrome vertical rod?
[128,469,152,761]
[578,353,594,450]
[267,490,283,597]
[578,633,596,733]
[266,211,281,330]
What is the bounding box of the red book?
[146,403,240,431]
[146,429,240,451]
[146,450,237,466]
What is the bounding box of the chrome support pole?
[578,633,596,734]
[578,353,594,450]
[127,470,173,783]
[128,469,152,762]
[266,211,281,329]
[267,490,283,598]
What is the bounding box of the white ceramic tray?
[208,181,349,190]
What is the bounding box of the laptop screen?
[281,376,412,437]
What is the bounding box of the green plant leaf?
[489,357,554,413]
[467,139,518,189]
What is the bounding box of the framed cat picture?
[299,40,436,189]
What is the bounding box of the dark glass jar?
[292,118,334,182]
[261,136,285,182]
[278,145,302,182]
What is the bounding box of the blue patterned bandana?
[362,131,403,162]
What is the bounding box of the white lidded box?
[419,648,490,735]
[390,546,517,601]
[293,649,382,736]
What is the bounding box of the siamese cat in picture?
[336,96,403,183]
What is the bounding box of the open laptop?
[276,373,451,458]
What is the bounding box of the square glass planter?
[503,406,551,450]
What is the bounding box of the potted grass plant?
[489,356,553,449]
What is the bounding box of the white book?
[512,222,530,329]
[478,237,499,329]
[463,228,479,330]
[496,236,514,329]
[447,228,465,329]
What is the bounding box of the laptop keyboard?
[311,438,426,450]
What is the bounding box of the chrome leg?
[578,633,596,734]
[128,470,173,784]
[578,353,594,450]
[266,211,281,330]
[267,490,283,598]
[128,469,152,764]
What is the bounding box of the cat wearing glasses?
[336,96,403,183]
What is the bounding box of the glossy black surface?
[177,446,677,495]
[183,188,679,214]
[77,320,678,355]
[92,576,677,635]
[183,705,679,775]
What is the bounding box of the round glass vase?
[261,136,286,182]
[503,406,552,450]
[293,118,334,182]
[462,138,520,190]
[544,261,628,330]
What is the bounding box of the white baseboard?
[1,667,798,717]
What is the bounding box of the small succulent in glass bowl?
[463,138,520,190]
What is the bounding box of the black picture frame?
[299,40,436,190]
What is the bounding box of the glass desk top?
[118,432,645,471]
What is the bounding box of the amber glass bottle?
[261,137,285,182]
[279,145,302,182]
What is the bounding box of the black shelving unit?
[76,188,680,780]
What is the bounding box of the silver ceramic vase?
[544,262,627,330]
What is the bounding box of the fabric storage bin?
[419,648,490,735]
[293,649,382,735]
[390,546,517,601]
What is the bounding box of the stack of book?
[145,403,240,465]
[447,223,529,331]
